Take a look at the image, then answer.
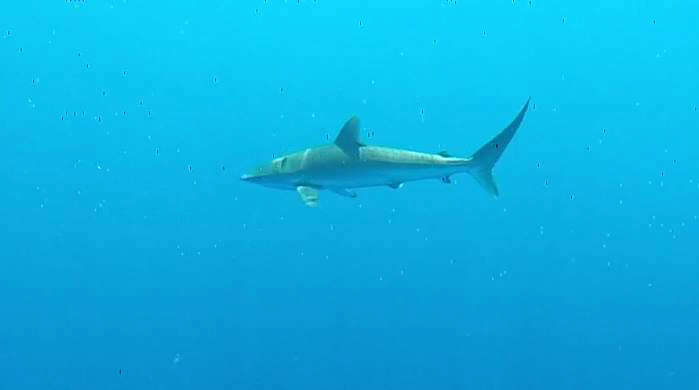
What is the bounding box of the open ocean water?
[1,1,698,389]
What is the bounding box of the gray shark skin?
[241,99,530,207]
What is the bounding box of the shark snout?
[241,173,267,184]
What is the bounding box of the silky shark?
[241,99,530,207]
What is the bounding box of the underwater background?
[1,1,698,389]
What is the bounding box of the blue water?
[2,1,698,389]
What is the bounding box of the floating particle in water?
[359,20,363,27]
[118,369,122,375]
[433,39,437,45]
[652,19,656,25]
[188,165,192,172]
[123,70,127,76]
[280,87,284,94]
[102,91,106,96]
[86,63,90,69]
[221,165,225,171]
[562,16,565,23]
[213,76,217,84]
[155,148,159,155]
[173,353,181,364]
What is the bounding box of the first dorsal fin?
[335,116,361,158]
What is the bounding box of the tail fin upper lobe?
[469,98,530,197]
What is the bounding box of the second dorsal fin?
[438,150,453,157]
[335,116,361,158]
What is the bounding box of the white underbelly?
[302,164,461,189]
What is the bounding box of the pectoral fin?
[296,186,319,207]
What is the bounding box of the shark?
[241,98,530,207]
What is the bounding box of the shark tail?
[468,98,530,197]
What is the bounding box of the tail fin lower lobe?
[469,98,530,197]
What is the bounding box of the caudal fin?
[469,98,530,197]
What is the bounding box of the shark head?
[241,116,361,193]
[241,155,299,189]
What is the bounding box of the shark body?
[241,99,530,207]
